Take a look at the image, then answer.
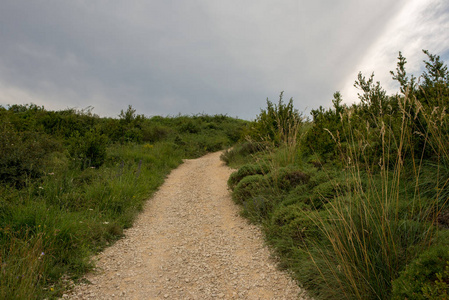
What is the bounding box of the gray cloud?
[340,0,449,102]
[0,0,446,120]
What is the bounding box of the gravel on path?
[66,151,308,299]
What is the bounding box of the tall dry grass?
[306,88,448,299]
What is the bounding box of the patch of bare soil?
[66,152,308,299]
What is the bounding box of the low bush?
[0,105,247,298]
[179,119,200,133]
[0,122,61,187]
[221,141,271,166]
[391,243,449,299]
[241,195,274,221]
[225,50,449,300]
[232,174,267,204]
[270,202,323,244]
[308,181,338,209]
[267,167,309,191]
[141,124,171,143]
[227,163,270,190]
[67,130,108,170]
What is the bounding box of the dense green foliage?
[223,50,449,299]
[0,105,247,299]
[250,92,303,146]
[3,49,449,299]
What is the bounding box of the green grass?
[0,142,186,299]
[0,109,247,299]
[225,138,448,299]
[223,83,449,299]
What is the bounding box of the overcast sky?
[0,1,448,120]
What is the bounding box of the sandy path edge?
[66,151,308,299]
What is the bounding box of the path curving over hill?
[67,152,307,299]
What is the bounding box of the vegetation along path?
[67,152,306,299]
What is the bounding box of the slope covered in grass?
[0,105,247,299]
[223,51,449,299]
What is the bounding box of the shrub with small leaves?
[391,244,449,299]
[67,130,108,170]
[232,174,266,204]
[227,163,269,190]
[0,121,60,187]
[270,202,324,244]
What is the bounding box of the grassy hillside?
[2,50,448,299]
[223,51,449,299]
[0,105,247,299]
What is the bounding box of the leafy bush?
[141,124,171,143]
[179,119,200,133]
[227,163,269,190]
[0,104,247,298]
[252,92,303,145]
[226,50,449,300]
[232,174,266,204]
[242,195,274,221]
[308,181,338,208]
[269,167,310,191]
[391,244,449,299]
[304,92,344,161]
[0,121,60,187]
[67,130,108,170]
[221,141,271,166]
[270,203,324,244]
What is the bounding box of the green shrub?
[261,168,333,209]
[309,181,338,209]
[242,195,274,221]
[281,185,310,206]
[232,174,266,204]
[227,163,269,190]
[221,141,271,166]
[270,202,324,244]
[270,167,310,191]
[201,135,229,152]
[251,92,303,145]
[67,130,108,170]
[0,105,246,298]
[179,120,200,133]
[141,124,171,143]
[227,172,241,190]
[0,122,60,187]
[225,50,449,300]
[392,244,449,299]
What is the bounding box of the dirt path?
[67,152,307,299]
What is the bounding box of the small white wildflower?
[48,172,55,175]
[103,222,109,225]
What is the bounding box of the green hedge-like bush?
[232,174,266,204]
[227,163,270,190]
[391,244,449,299]
[67,130,108,170]
[267,167,310,191]
[0,122,60,187]
[270,202,324,244]
[141,124,171,143]
[220,141,272,165]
